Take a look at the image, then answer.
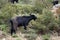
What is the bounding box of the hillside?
[0,0,60,40]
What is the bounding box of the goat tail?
[10,20,13,28]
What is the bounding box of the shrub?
[42,34,50,40]
[0,24,8,32]
[31,9,60,34]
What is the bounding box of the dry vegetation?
[0,0,60,40]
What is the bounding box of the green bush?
[31,9,60,34]
[0,0,8,9]
[42,34,50,40]
[0,0,60,37]
[0,24,8,32]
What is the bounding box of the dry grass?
[0,30,60,40]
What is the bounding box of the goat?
[52,0,59,5]
[10,15,37,35]
[9,0,18,3]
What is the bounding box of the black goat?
[52,0,59,5]
[10,15,37,35]
[9,0,18,3]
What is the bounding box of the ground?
[0,30,60,40]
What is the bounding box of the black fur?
[10,15,37,35]
[9,0,18,3]
[52,0,59,5]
